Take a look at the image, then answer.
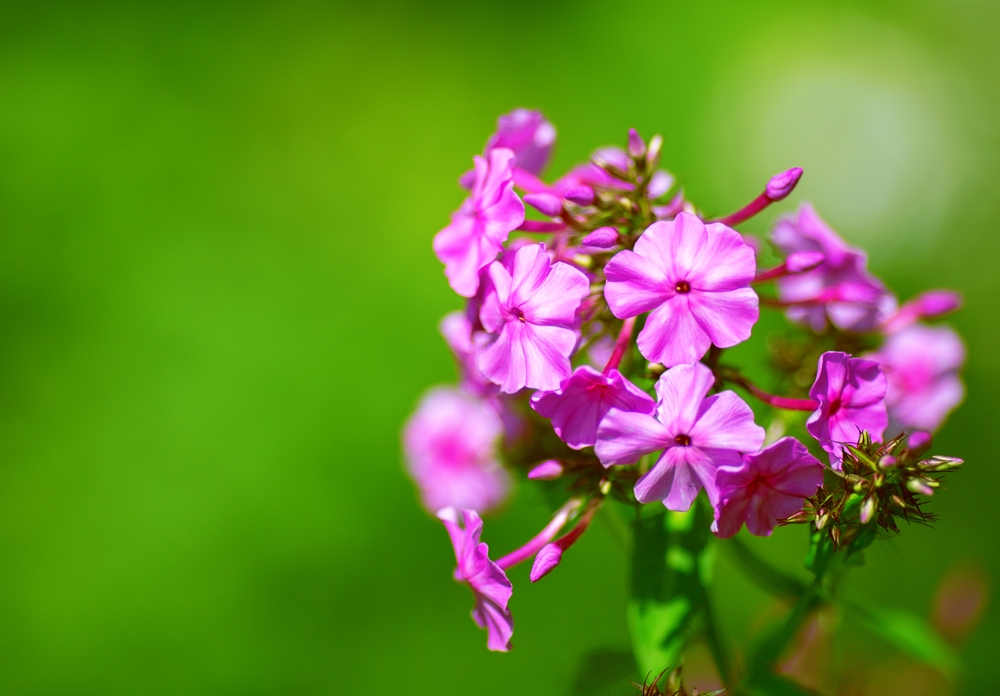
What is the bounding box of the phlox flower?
[772,204,889,332]
[437,508,514,652]
[603,212,759,367]
[434,148,525,297]
[485,108,556,176]
[806,351,887,468]
[403,387,510,513]
[713,437,824,539]
[478,243,590,393]
[530,365,655,449]
[439,311,495,398]
[867,324,965,432]
[595,362,765,511]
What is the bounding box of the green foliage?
[627,501,715,676]
[846,603,962,678]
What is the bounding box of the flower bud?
[786,250,825,274]
[908,430,932,450]
[582,227,619,248]
[527,460,564,480]
[592,146,630,172]
[914,289,963,317]
[907,478,935,496]
[563,185,595,206]
[599,478,612,495]
[523,193,563,217]
[860,496,877,524]
[815,510,829,529]
[646,134,663,167]
[765,167,804,200]
[529,542,563,582]
[628,128,646,158]
[647,170,674,199]
[878,455,897,469]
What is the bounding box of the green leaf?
[845,603,962,677]
[747,672,821,695]
[626,501,715,676]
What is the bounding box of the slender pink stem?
[753,263,789,283]
[495,499,581,569]
[603,317,636,375]
[518,220,567,233]
[746,383,818,411]
[511,167,550,194]
[717,192,770,227]
[553,500,600,551]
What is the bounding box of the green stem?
[701,590,734,688]
[724,536,807,599]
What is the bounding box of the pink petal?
[688,222,757,292]
[637,297,713,367]
[595,409,671,468]
[521,261,590,325]
[689,390,765,452]
[603,249,672,318]
[653,362,716,435]
[472,596,514,652]
[529,543,563,582]
[687,287,759,349]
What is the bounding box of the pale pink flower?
[434,148,525,297]
[713,437,823,538]
[485,109,556,176]
[478,243,590,393]
[437,508,514,652]
[603,212,759,367]
[595,363,765,510]
[403,387,509,513]
[530,365,655,449]
[867,324,965,432]
[772,204,889,332]
[806,352,887,468]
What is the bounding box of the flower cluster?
[401,109,966,652]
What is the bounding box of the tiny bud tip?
[765,167,804,200]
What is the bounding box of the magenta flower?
[437,508,514,652]
[530,365,655,449]
[867,324,965,432]
[603,212,759,367]
[595,363,765,510]
[485,108,556,176]
[439,311,495,398]
[713,437,824,539]
[403,387,510,513]
[772,204,889,332]
[806,352,888,468]
[434,148,525,297]
[477,243,590,393]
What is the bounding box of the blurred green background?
[0,0,997,693]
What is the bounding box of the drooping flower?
[867,324,965,432]
[806,351,888,468]
[713,437,824,539]
[603,212,759,367]
[530,365,655,449]
[477,243,590,393]
[435,148,525,297]
[772,204,889,332]
[403,387,510,513]
[437,508,514,652]
[595,363,765,510]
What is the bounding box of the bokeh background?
[0,0,997,693]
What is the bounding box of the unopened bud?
[582,227,619,248]
[646,134,663,166]
[921,455,964,471]
[529,542,564,582]
[619,197,634,212]
[831,526,841,546]
[765,167,804,200]
[786,250,825,273]
[563,185,595,206]
[528,460,564,480]
[860,496,877,524]
[908,431,932,450]
[599,478,612,495]
[907,478,935,496]
[523,193,563,217]
[628,128,646,158]
[914,289,963,317]
[879,455,897,469]
[816,511,830,530]
[647,170,674,199]
[891,494,906,508]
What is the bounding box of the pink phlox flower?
[435,148,525,297]
[437,508,514,652]
[866,324,965,432]
[603,212,759,367]
[477,243,590,393]
[440,311,496,398]
[772,204,889,332]
[713,437,824,539]
[595,363,765,511]
[530,365,656,449]
[806,351,888,469]
[485,109,556,176]
[403,387,510,513]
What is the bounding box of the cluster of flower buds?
[403,109,967,651]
